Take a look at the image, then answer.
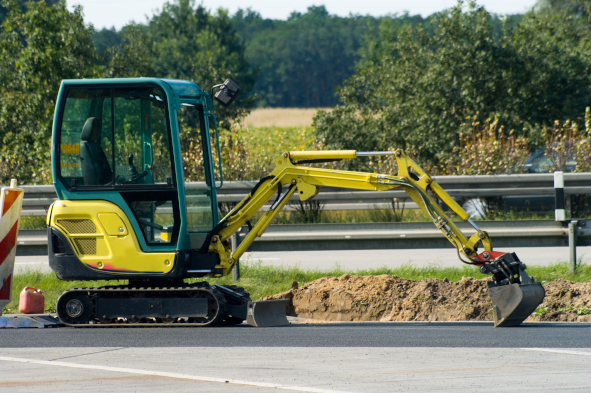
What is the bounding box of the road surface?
[0,322,589,392]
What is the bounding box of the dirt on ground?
[263,275,591,323]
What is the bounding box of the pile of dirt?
[264,275,591,322]
[528,279,591,322]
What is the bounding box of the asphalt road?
[1,322,590,348]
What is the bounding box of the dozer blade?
[246,299,289,327]
[488,283,545,327]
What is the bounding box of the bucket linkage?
[479,253,545,327]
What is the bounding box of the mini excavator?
[48,78,544,327]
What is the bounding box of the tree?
[0,0,58,23]
[535,0,588,15]
[233,7,380,108]
[92,27,122,54]
[0,0,258,184]
[147,0,256,126]
[0,0,100,184]
[314,2,591,171]
[103,24,153,78]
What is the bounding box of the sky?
[66,0,539,30]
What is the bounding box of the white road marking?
[0,356,353,393]
[522,348,591,356]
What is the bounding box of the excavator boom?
[205,149,545,327]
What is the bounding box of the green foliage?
[446,120,531,175]
[535,0,588,16]
[0,0,257,185]
[92,27,122,54]
[358,14,423,67]
[533,304,591,316]
[0,0,101,185]
[103,24,153,78]
[182,126,320,182]
[0,0,58,23]
[18,216,46,230]
[148,0,256,127]
[233,6,386,108]
[314,1,591,171]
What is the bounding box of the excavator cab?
[48,78,288,326]
[52,79,217,273]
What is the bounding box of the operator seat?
[79,117,112,185]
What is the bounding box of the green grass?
[2,271,123,315]
[3,260,590,315]
[18,216,47,230]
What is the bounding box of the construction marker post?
[0,179,24,315]
[554,171,565,221]
[569,221,577,274]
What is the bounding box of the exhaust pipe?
[480,253,545,327]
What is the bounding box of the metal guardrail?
[16,173,591,217]
[16,219,591,256]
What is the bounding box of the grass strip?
[3,261,590,315]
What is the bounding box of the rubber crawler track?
[56,284,230,327]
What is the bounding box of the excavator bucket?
[480,253,546,327]
[488,283,545,327]
[246,299,289,327]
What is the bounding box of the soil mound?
[528,279,591,322]
[264,275,591,322]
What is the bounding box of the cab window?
[59,88,112,186]
[113,87,173,186]
[178,105,214,233]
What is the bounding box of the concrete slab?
[0,346,589,392]
[0,314,61,328]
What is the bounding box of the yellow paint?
[60,143,80,155]
[295,179,318,201]
[208,149,491,268]
[61,162,81,168]
[289,150,356,160]
[49,200,175,275]
[98,213,128,236]
[208,236,232,276]
[46,201,55,227]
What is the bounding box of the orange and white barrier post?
[0,179,24,315]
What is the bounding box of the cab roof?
[60,77,204,99]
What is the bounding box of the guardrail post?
[231,233,240,281]
[568,221,577,274]
[554,171,565,221]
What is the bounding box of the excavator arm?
[204,149,545,327]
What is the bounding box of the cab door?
[57,84,181,249]
[112,86,179,245]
